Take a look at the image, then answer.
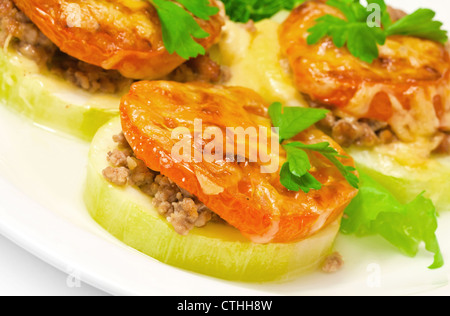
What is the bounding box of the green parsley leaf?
[280,163,322,193]
[307,0,387,63]
[285,142,359,189]
[341,169,443,269]
[268,102,359,192]
[283,145,312,177]
[367,0,392,28]
[221,0,306,23]
[307,15,347,46]
[323,151,360,189]
[346,23,386,64]
[327,0,364,22]
[176,0,219,20]
[386,9,448,44]
[268,102,329,143]
[307,0,448,63]
[150,0,218,59]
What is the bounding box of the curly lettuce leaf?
[341,169,444,269]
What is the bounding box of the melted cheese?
[60,0,158,42]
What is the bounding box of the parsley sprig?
[307,0,448,63]
[269,102,359,193]
[149,0,220,59]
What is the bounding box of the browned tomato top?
[13,0,224,79]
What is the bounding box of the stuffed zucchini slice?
[279,0,450,209]
[84,81,358,282]
[85,117,342,282]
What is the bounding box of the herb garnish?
[149,0,220,59]
[269,102,359,193]
[221,0,306,23]
[307,0,448,63]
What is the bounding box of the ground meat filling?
[0,0,133,94]
[0,0,56,64]
[166,54,227,84]
[305,94,450,153]
[314,103,450,154]
[49,51,133,94]
[102,132,221,236]
[0,0,225,93]
[304,95,398,148]
[321,252,344,273]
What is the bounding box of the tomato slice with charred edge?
[13,0,224,79]
[120,81,358,243]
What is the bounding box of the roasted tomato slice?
[120,81,358,243]
[13,0,224,79]
[280,0,450,141]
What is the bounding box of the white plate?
[1,0,450,296]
